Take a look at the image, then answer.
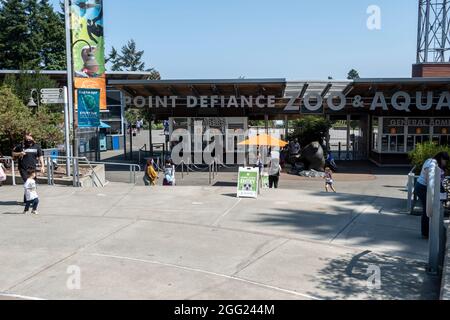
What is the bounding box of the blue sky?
[52,0,418,80]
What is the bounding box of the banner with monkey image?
[71,0,107,110]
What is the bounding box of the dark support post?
[129,125,133,161]
[149,115,154,157]
[346,114,351,160]
[96,127,100,162]
[264,115,269,134]
[123,122,127,160]
[284,115,289,140]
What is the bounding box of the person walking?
[23,169,39,215]
[268,155,282,189]
[12,133,44,203]
[414,152,449,239]
[324,167,337,193]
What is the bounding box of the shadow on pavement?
[307,250,440,300]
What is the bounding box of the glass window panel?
[383,118,405,134]
[397,135,405,153]
[389,136,397,153]
[407,136,414,152]
[381,135,389,152]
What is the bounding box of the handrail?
[48,155,141,186]
[0,156,16,186]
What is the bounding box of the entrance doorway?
[328,115,369,161]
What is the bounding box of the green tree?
[290,116,332,148]
[0,77,64,154]
[2,71,58,105]
[0,85,34,153]
[347,69,360,80]
[0,0,66,70]
[107,39,161,79]
[38,0,66,70]
[0,0,39,69]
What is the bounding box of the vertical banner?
[71,0,107,110]
[78,88,101,128]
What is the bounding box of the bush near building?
[409,142,450,175]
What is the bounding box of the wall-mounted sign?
[129,90,450,114]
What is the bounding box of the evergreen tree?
[0,0,41,69]
[37,0,66,70]
[107,39,161,79]
[0,0,66,70]
[347,69,360,80]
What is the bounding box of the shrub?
[408,142,450,174]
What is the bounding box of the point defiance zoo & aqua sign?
[125,90,450,113]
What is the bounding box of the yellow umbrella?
[238,134,288,147]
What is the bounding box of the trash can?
[112,136,120,150]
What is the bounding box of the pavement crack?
[211,198,241,227]
[101,186,136,217]
[329,196,379,244]
[233,238,290,276]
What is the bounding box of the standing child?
[324,167,336,193]
[23,169,39,215]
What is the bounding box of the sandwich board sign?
[237,167,259,198]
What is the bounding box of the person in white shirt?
[23,169,39,215]
[268,152,282,189]
[414,152,449,238]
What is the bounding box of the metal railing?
[406,166,417,214]
[209,158,219,185]
[0,156,16,186]
[45,155,141,187]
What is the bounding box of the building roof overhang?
[108,78,287,97]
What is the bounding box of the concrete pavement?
[0,175,440,300]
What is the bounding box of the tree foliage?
[3,71,59,105]
[347,69,360,80]
[290,116,332,149]
[0,0,66,70]
[107,39,161,79]
[0,85,64,154]
[409,142,450,175]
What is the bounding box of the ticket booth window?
[433,126,450,146]
[407,125,430,152]
[381,118,405,153]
